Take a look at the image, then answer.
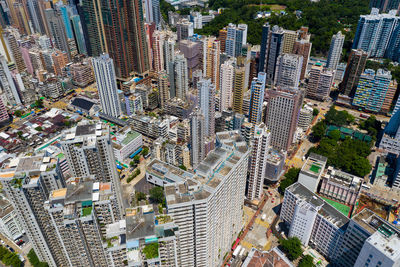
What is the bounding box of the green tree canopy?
[312,108,319,116]
[311,121,327,141]
[299,254,315,267]
[28,249,49,267]
[279,237,303,261]
[149,187,165,204]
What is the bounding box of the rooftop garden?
[142,243,159,259]
[81,207,92,217]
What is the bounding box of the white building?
[0,55,21,105]
[298,105,313,131]
[274,53,303,90]
[280,182,349,260]
[198,78,215,137]
[247,123,271,200]
[92,54,121,118]
[164,130,249,266]
[0,198,24,240]
[298,153,327,192]
[354,231,400,267]
[172,53,188,100]
[326,31,345,71]
[112,128,143,163]
[219,58,235,111]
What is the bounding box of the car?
[271,198,275,203]
[8,247,14,253]
[121,175,126,179]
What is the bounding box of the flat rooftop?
[126,206,155,240]
[287,183,349,228]
[323,167,363,190]
[352,209,400,235]
[301,153,327,178]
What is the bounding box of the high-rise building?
[0,156,67,267]
[282,30,297,54]
[370,0,400,13]
[232,65,246,114]
[292,37,312,80]
[220,58,235,111]
[144,0,161,26]
[70,61,94,87]
[274,53,303,90]
[176,19,193,41]
[152,30,165,72]
[26,0,47,34]
[353,68,393,113]
[100,0,149,78]
[45,8,71,59]
[169,53,188,100]
[190,109,205,168]
[60,123,124,218]
[198,78,215,137]
[70,15,87,55]
[249,72,267,124]
[0,97,8,122]
[0,55,21,105]
[306,63,335,100]
[3,30,25,73]
[178,39,202,76]
[203,37,220,89]
[158,70,169,109]
[164,35,176,74]
[247,123,271,200]
[92,54,121,118]
[326,31,345,70]
[265,87,303,151]
[353,9,399,58]
[381,79,397,113]
[164,130,249,266]
[334,209,400,267]
[225,23,247,57]
[340,49,368,96]
[218,28,227,53]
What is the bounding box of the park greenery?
[0,246,22,267]
[127,169,141,183]
[142,243,159,259]
[299,254,315,267]
[279,237,303,261]
[179,164,187,171]
[141,147,149,156]
[365,59,400,82]
[278,167,300,194]
[28,249,49,267]
[312,108,319,116]
[135,191,147,202]
[195,0,369,56]
[149,186,165,205]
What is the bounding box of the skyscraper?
[249,72,267,124]
[45,8,71,59]
[353,9,399,58]
[220,58,235,111]
[265,87,303,151]
[247,123,271,200]
[176,19,193,41]
[190,109,205,168]
[232,65,246,114]
[0,97,8,122]
[101,0,149,78]
[292,37,312,80]
[152,30,165,72]
[0,156,67,267]
[326,31,345,70]
[70,15,87,55]
[60,123,124,218]
[370,0,400,13]
[165,130,249,266]
[170,53,188,100]
[259,23,270,73]
[198,78,215,137]
[203,37,220,89]
[306,63,335,100]
[353,68,393,113]
[225,23,247,57]
[274,53,303,90]
[0,55,21,105]
[282,29,297,54]
[261,25,284,84]
[158,70,170,108]
[144,0,161,26]
[92,54,121,118]
[340,49,368,96]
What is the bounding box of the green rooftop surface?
[340,127,354,135]
[310,164,321,173]
[82,207,92,217]
[320,196,350,216]
[56,153,64,159]
[122,131,141,145]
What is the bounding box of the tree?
[35,126,43,131]
[312,108,319,116]
[279,168,300,194]
[134,155,140,164]
[141,147,149,156]
[14,110,23,117]
[328,129,341,141]
[135,191,147,201]
[179,165,187,171]
[28,249,49,267]
[129,161,136,167]
[34,99,44,108]
[149,186,165,204]
[311,121,327,141]
[299,255,315,267]
[279,237,303,261]
[142,243,159,259]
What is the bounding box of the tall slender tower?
[198,78,215,137]
[232,65,246,114]
[274,53,303,90]
[158,70,170,108]
[171,53,188,100]
[247,123,271,200]
[220,58,235,111]
[92,54,121,118]
[306,63,334,100]
[203,37,220,89]
[326,31,345,70]
[45,8,71,59]
[190,109,205,168]
[339,49,368,96]
[249,72,267,124]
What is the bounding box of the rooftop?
[365,231,400,261]
[322,166,363,190]
[301,153,327,178]
[242,247,294,267]
[287,183,349,228]
[126,206,155,241]
[352,209,400,235]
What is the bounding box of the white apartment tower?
[165,130,249,266]
[0,55,21,105]
[220,58,235,111]
[274,53,303,90]
[247,123,271,200]
[326,31,345,70]
[173,53,188,100]
[306,63,335,101]
[60,123,124,217]
[190,109,205,169]
[92,54,121,118]
[198,78,216,137]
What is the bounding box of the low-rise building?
[242,247,294,267]
[112,128,143,163]
[264,150,286,183]
[298,153,328,192]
